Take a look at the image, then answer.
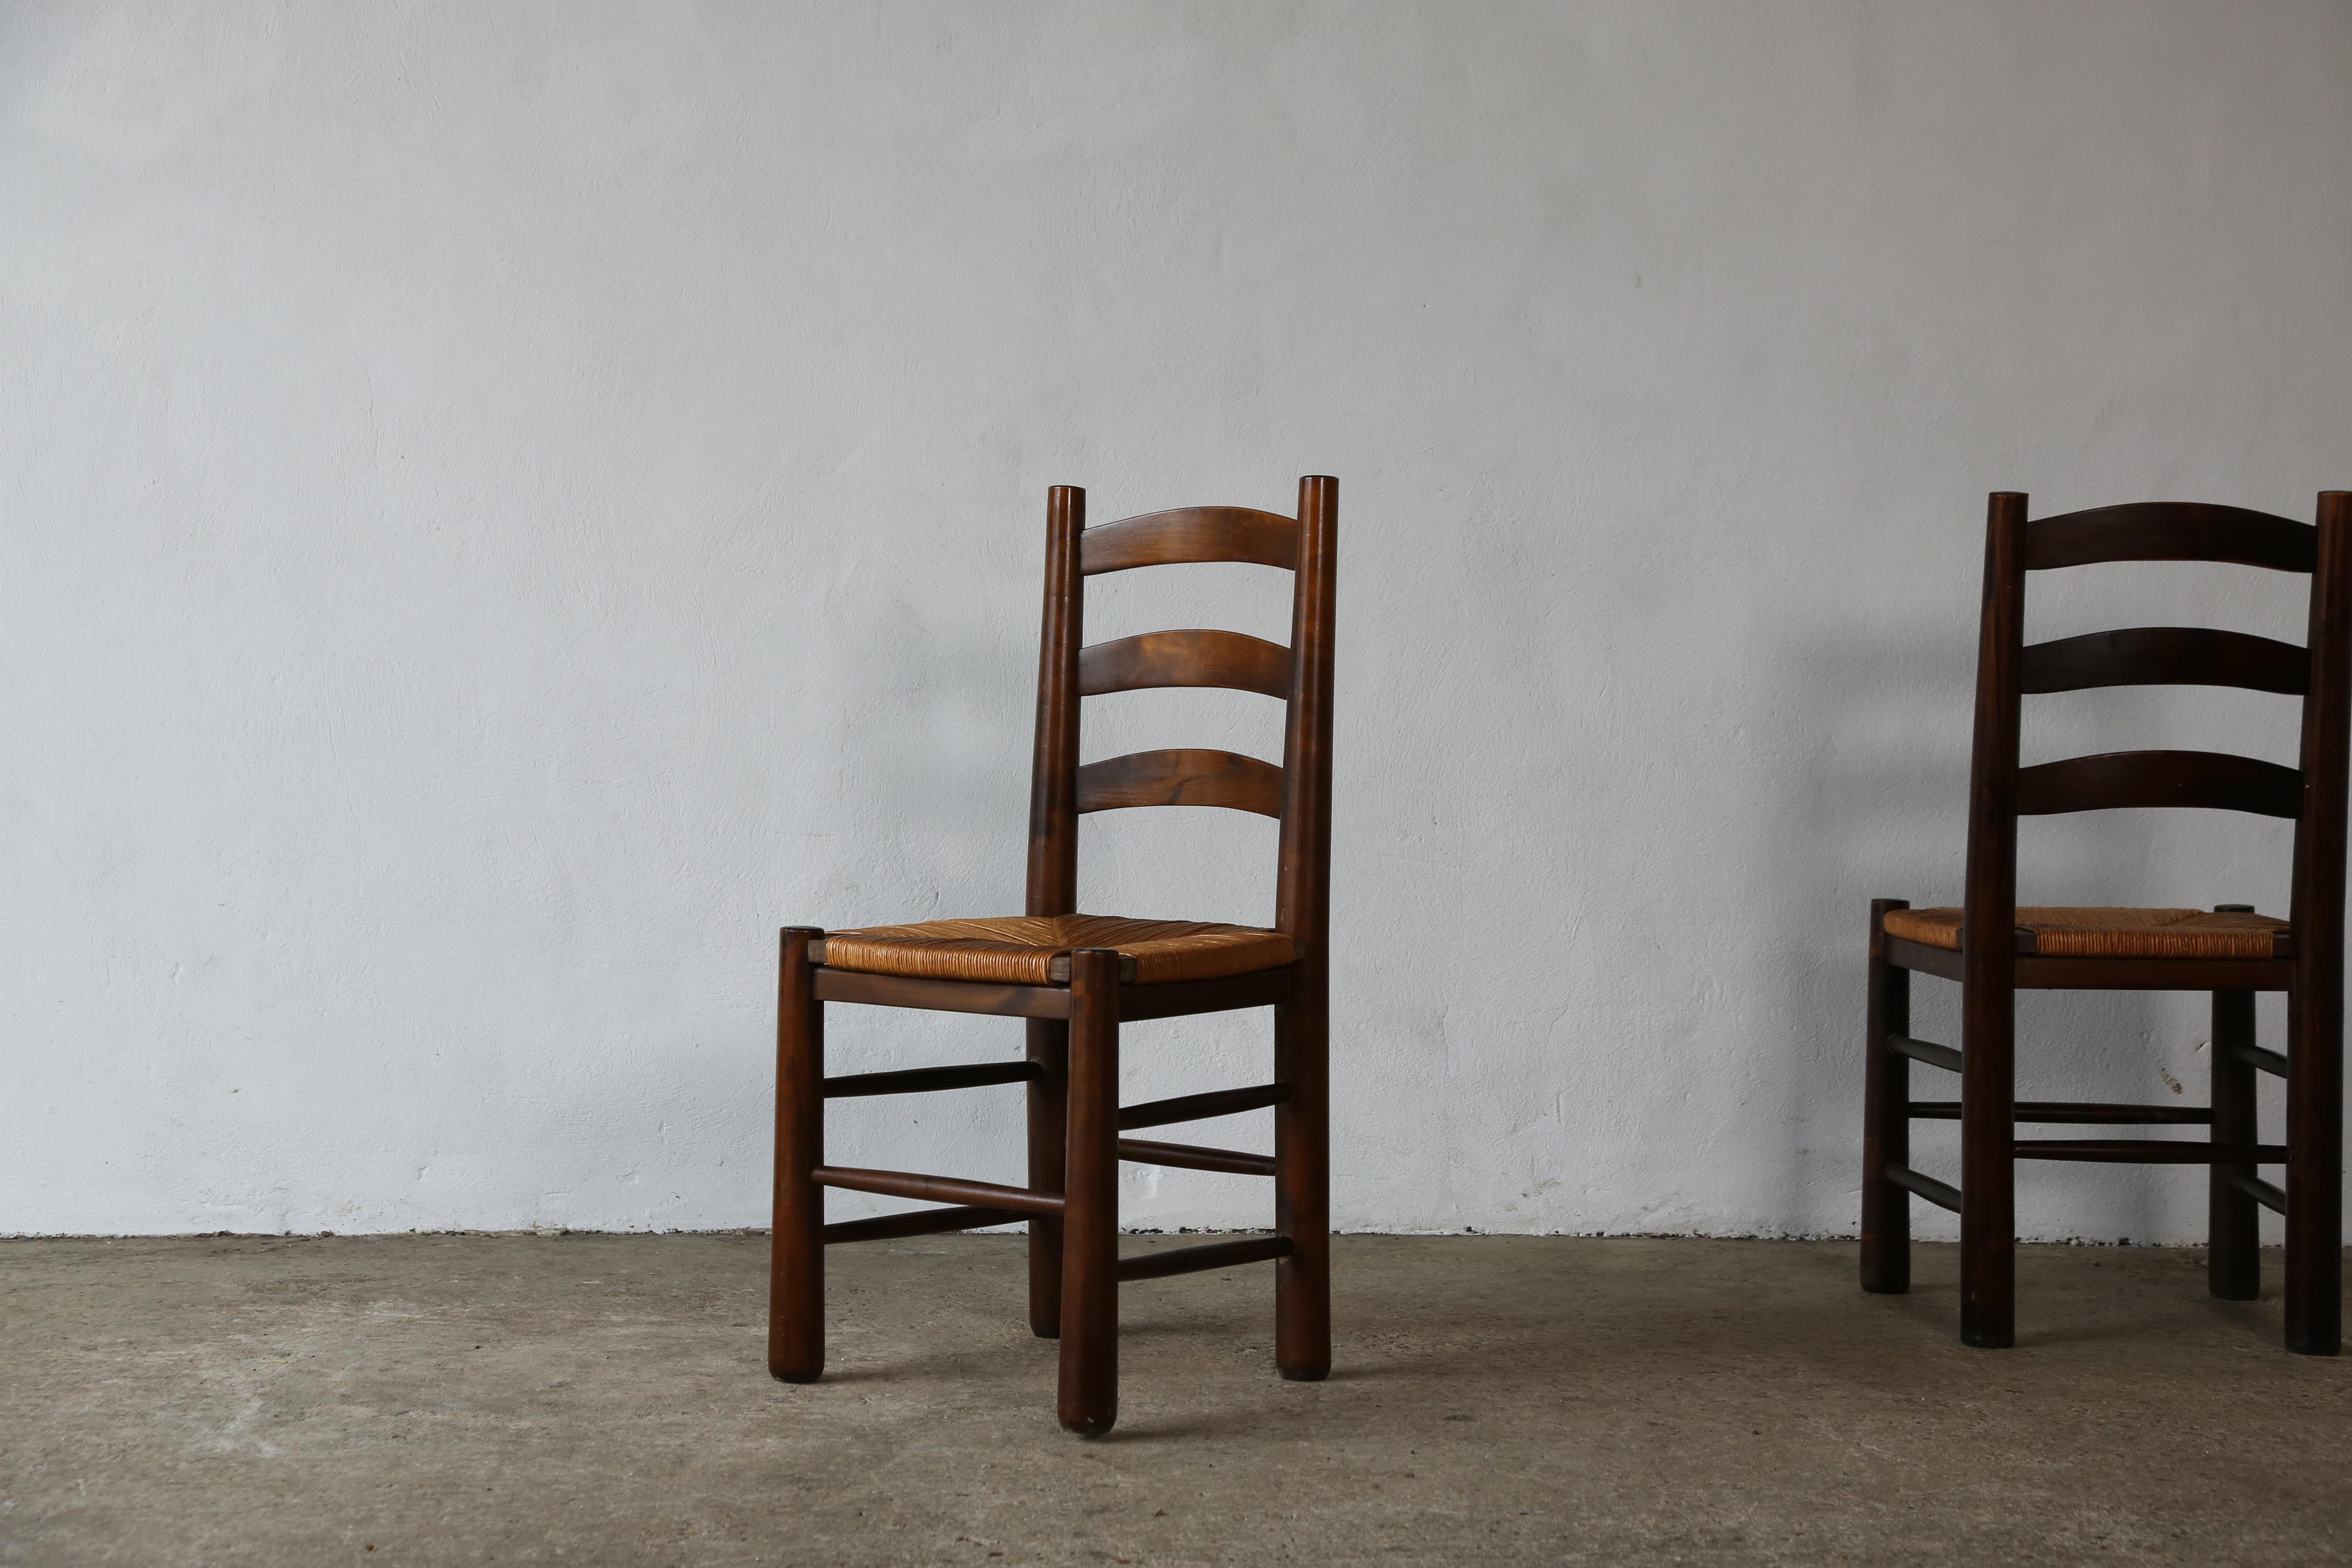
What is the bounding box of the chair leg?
[1861,900,1911,1295]
[2285,985,2344,1355]
[1057,949,1121,1434]
[768,927,826,1382]
[2208,986,2261,1301]
[1025,1019,1068,1339]
[1275,972,1331,1380]
[1959,967,2015,1349]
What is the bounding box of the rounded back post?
[1025,486,1084,917]
[1276,476,1337,951]
[1962,492,2030,975]
[2291,490,2352,1032]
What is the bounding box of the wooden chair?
[1863,492,2350,1354]
[769,478,1335,1433]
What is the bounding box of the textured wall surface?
[6,2,2350,1240]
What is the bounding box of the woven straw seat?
[814,914,1299,986]
[1882,905,2289,960]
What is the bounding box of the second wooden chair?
[1863,491,2348,1355]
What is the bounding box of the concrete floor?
[2,1235,2346,1566]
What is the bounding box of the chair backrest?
[1024,479,1336,954]
[1962,492,2352,982]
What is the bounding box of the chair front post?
[1861,898,1912,1294]
[1057,948,1122,1435]
[2286,492,2351,1355]
[1025,1019,1068,1339]
[1274,978,1331,1380]
[2284,986,2340,1354]
[1959,493,2027,1349]
[2208,904,2261,1302]
[768,926,827,1382]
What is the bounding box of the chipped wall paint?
[6,2,2350,1241]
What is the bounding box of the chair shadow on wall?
[1750,626,2224,1274]
[702,605,1042,1216]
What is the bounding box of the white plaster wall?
[5,1,2350,1241]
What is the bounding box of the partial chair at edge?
[1862,491,2349,1355]
[770,477,1336,1434]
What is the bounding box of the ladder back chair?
[771,477,1336,1434]
[1863,491,2349,1354]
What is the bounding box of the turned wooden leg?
[1275,966,1331,1380]
[1057,949,1121,1434]
[768,927,825,1382]
[2285,985,2344,1355]
[1862,899,1912,1295]
[1026,1018,1068,1339]
[1959,965,2015,1349]
[2208,971,2261,1302]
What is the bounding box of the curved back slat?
[2020,627,2309,695]
[1080,507,1299,575]
[1076,748,1284,816]
[1079,629,1291,699]
[2015,750,2302,818]
[2026,503,2316,572]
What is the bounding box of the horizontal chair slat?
[1077,748,1284,817]
[1041,951,1301,987]
[1116,1236,1295,1283]
[1883,937,1963,981]
[2228,1038,2290,1077]
[1888,1034,1962,1073]
[1079,506,1299,575]
[1886,1164,1962,1212]
[815,966,1299,1020]
[1117,966,1295,1020]
[825,1061,1040,1098]
[1119,1082,1292,1132]
[2230,1172,2288,1214]
[823,1206,1032,1245]
[2024,503,2316,573]
[2020,627,2309,696]
[1080,629,1292,699]
[2013,1140,2288,1164]
[1116,1138,1277,1177]
[1884,937,2297,990]
[1909,1100,2215,1125]
[811,967,1071,1019]
[812,1165,1063,1214]
[2017,953,2297,991]
[2014,750,2302,818]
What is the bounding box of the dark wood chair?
[770,478,1335,1433]
[1863,492,2350,1354]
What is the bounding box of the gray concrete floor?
[2,1234,2346,1566]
